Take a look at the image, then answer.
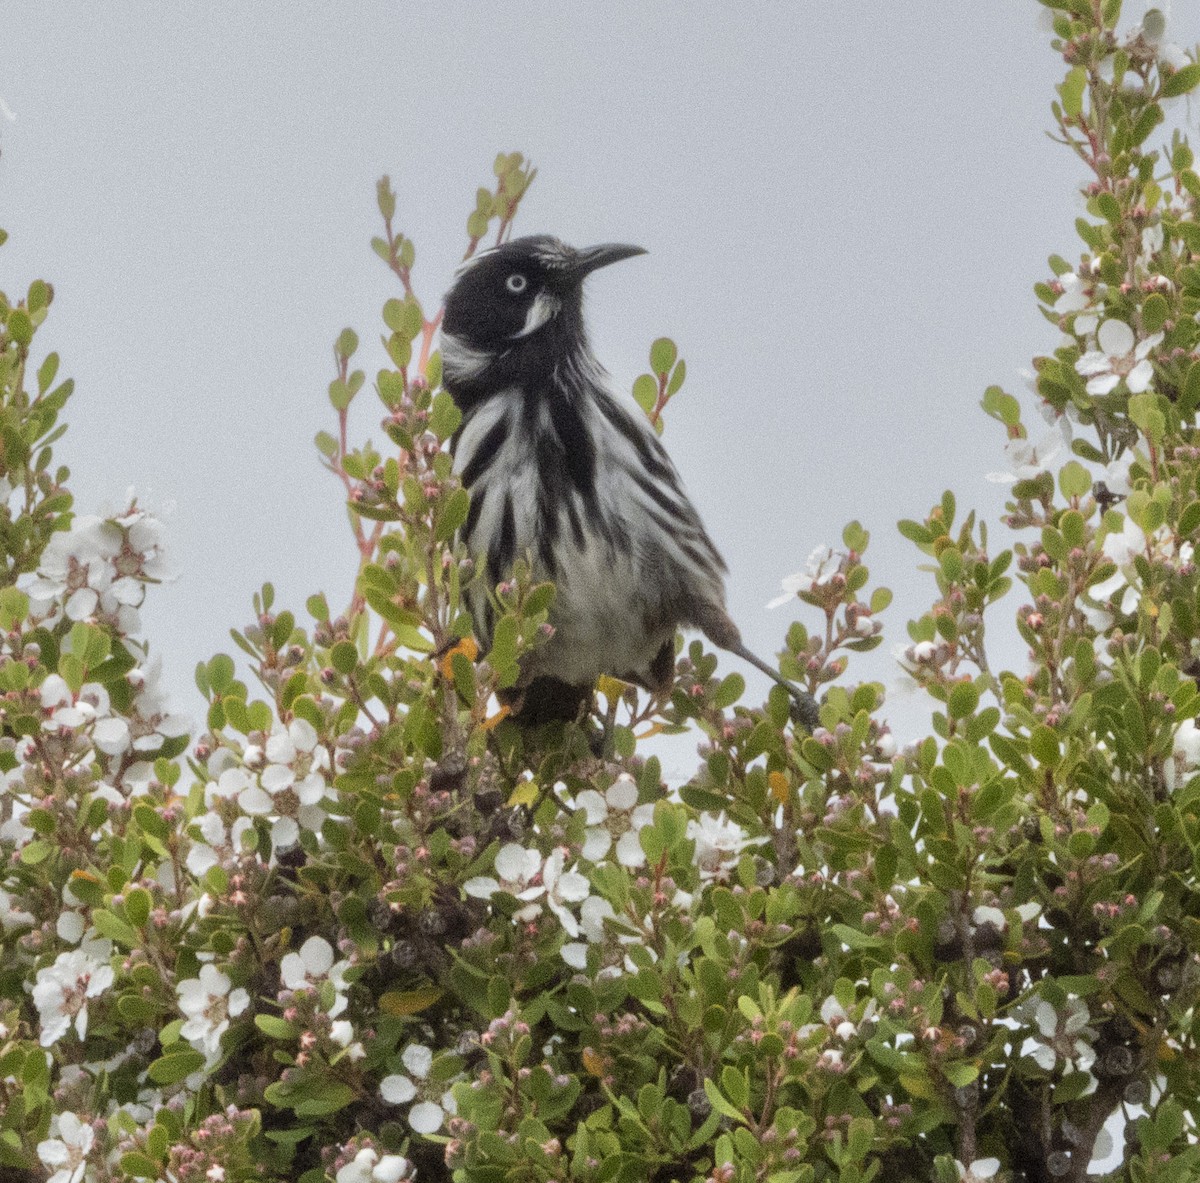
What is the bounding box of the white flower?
[381,1043,457,1134]
[561,894,618,970]
[279,935,352,1016]
[335,1147,411,1183]
[986,418,1071,483]
[26,516,121,620]
[37,1111,95,1183]
[767,544,839,608]
[1076,319,1161,396]
[575,775,655,867]
[1027,996,1096,1072]
[177,963,250,1059]
[33,942,114,1046]
[687,813,765,883]
[186,811,255,876]
[955,1158,1000,1183]
[262,719,330,807]
[464,843,545,922]
[540,848,591,938]
[227,724,328,852]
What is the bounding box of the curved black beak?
[571,243,647,280]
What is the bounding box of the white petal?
[554,871,592,903]
[271,816,300,850]
[92,716,131,755]
[300,936,334,976]
[581,829,612,862]
[373,1155,410,1183]
[265,732,296,764]
[289,717,319,752]
[237,786,274,815]
[615,830,647,868]
[1086,372,1121,396]
[56,911,85,943]
[606,777,638,811]
[401,1042,433,1078]
[408,1100,444,1134]
[495,842,536,882]
[463,876,499,899]
[1126,358,1154,393]
[561,941,588,969]
[574,789,608,824]
[279,952,308,989]
[1098,318,1134,357]
[260,764,295,793]
[380,1074,417,1104]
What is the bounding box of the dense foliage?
[4,5,1200,1182]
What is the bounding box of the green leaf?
[1129,392,1166,443]
[255,1015,298,1040]
[1059,66,1086,117]
[336,327,359,358]
[649,337,677,375]
[947,681,979,720]
[124,886,151,928]
[330,640,358,675]
[713,673,745,709]
[1030,725,1059,766]
[91,907,139,948]
[0,587,28,630]
[208,654,236,694]
[435,487,471,542]
[429,389,462,441]
[667,358,687,396]
[1058,460,1091,499]
[1163,63,1200,98]
[120,1152,162,1179]
[704,1078,749,1124]
[632,373,657,414]
[147,1049,207,1085]
[6,308,32,346]
[1142,292,1170,333]
[981,385,1021,426]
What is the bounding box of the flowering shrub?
[4,7,1200,1182]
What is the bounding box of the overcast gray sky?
[3,4,1199,764]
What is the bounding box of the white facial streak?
[512,290,561,339]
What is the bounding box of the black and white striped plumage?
[441,235,815,725]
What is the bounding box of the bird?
[439,234,818,729]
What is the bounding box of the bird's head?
[440,235,645,393]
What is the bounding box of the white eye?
[506,273,527,294]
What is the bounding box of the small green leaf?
[947,681,979,720]
[1058,460,1092,499]
[429,389,462,441]
[1163,63,1200,98]
[336,327,359,358]
[147,1049,207,1085]
[1141,292,1169,333]
[667,358,687,396]
[649,337,677,375]
[6,308,32,346]
[1059,66,1087,117]
[632,373,657,414]
[124,886,151,928]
